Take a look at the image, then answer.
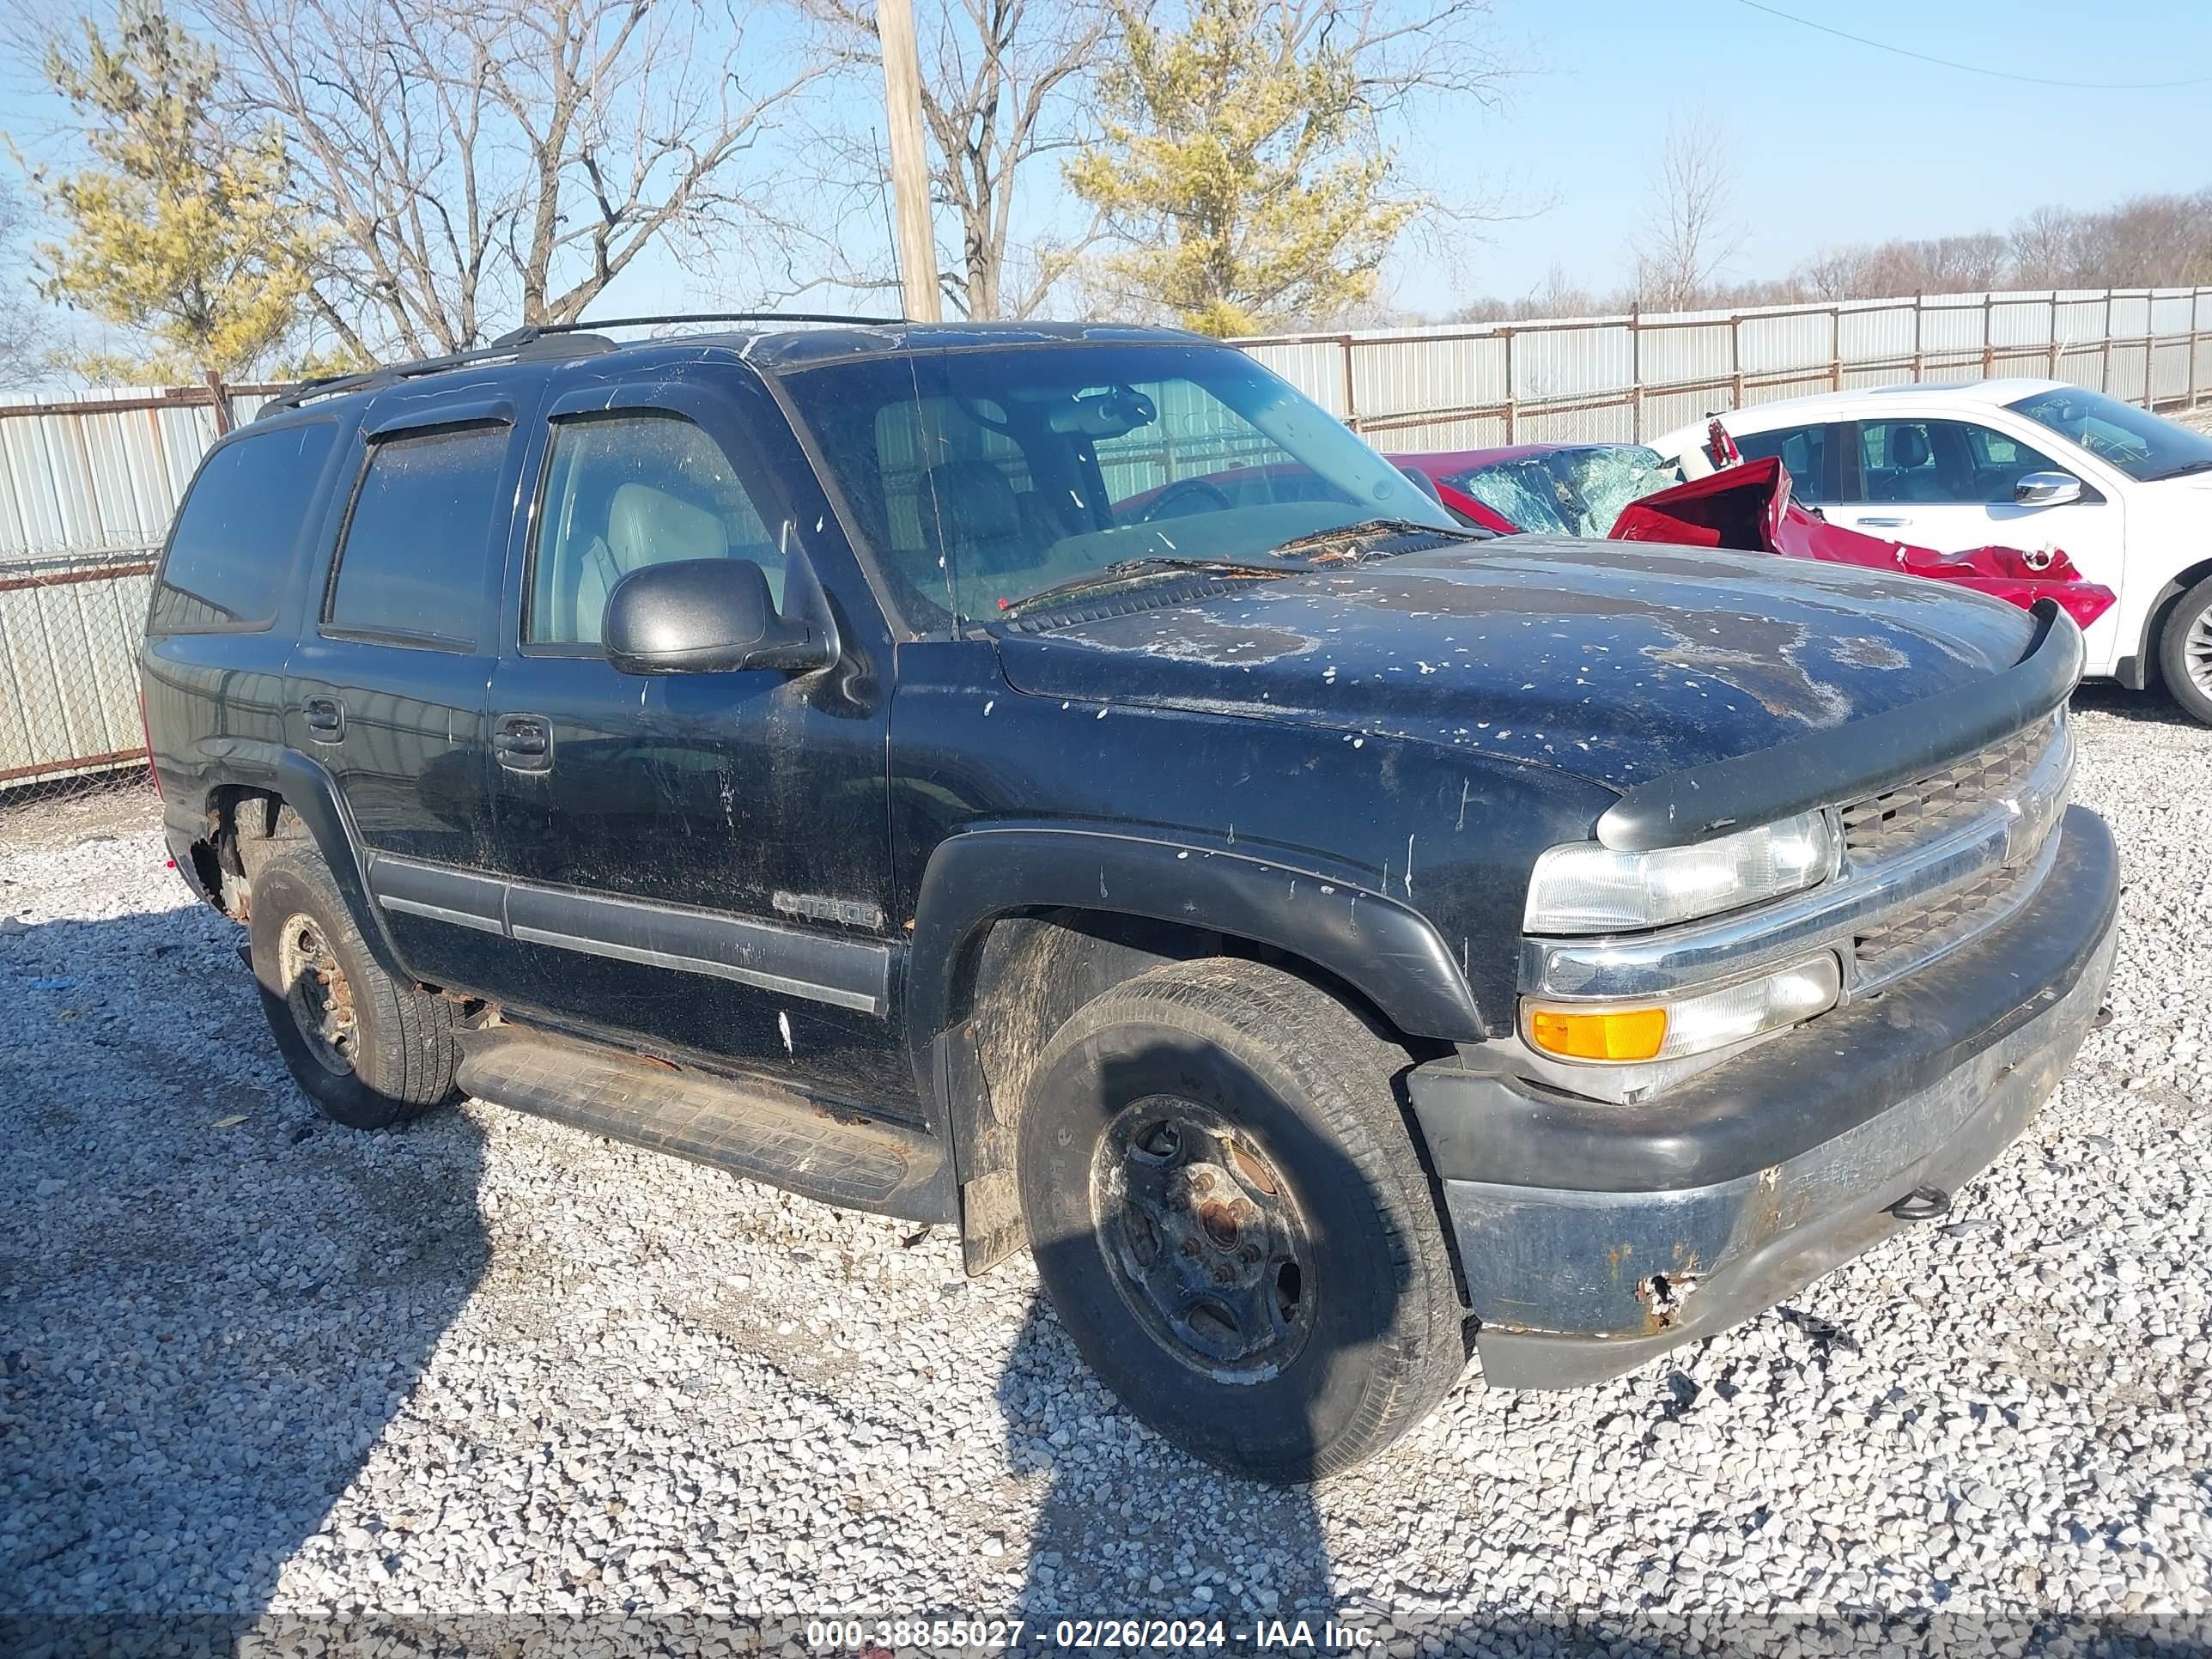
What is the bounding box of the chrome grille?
[1841,722,2049,865]
[1853,859,2039,981]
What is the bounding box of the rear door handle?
[494,714,551,771]
[1856,515,1911,528]
[302,696,346,742]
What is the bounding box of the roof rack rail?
[254,311,904,421]
[254,330,620,420]
[526,311,907,335]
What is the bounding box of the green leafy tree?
[21,0,320,380]
[1066,0,1499,336]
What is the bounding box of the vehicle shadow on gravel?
[2069,682,2207,729]
[997,1292,1348,1635]
[0,902,489,1638]
[996,1037,1425,1642]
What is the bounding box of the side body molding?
[904,825,1490,1085]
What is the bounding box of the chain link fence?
[3,289,2209,821]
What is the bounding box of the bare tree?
[800,0,1114,319]
[0,179,42,388]
[198,0,845,357]
[1626,109,1745,310]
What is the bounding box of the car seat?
[568,482,730,643]
[920,459,1047,580]
[1875,426,1943,502]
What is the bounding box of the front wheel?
[1015,959,1468,1481]
[2157,572,2212,726]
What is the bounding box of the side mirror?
[604,558,832,677]
[2014,471,2083,507]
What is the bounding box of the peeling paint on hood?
[991,537,2038,791]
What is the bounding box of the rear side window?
[326,425,508,649]
[152,422,337,633]
[1734,422,1830,499]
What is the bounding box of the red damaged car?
[1391,434,2115,629]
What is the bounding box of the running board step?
[456,1029,953,1222]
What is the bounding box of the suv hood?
[992,538,2038,792]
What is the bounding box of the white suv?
[1651,379,2212,723]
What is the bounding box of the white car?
[1651,380,2212,723]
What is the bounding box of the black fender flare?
[904,824,1491,1093]
[265,748,416,984]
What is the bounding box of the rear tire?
[1015,958,1467,1482]
[247,844,462,1128]
[2157,573,2212,726]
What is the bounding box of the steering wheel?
[1137,477,1235,522]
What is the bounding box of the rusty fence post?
[2100,290,2114,394]
[1980,293,1995,379]
[2048,291,2062,379]
[1729,314,1743,406]
[1629,307,1641,440]
[1339,334,1358,432]
[204,369,233,435]
[1829,306,1842,391]
[1911,293,1924,383]
[1502,327,1516,443]
[2191,285,2205,410]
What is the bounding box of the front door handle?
[494,714,551,772]
[1856,515,1911,528]
[302,695,346,742]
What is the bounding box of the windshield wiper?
[993,556,1290,620]
[2143,458,2212,482]
[1262,517,1492,560]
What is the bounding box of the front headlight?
[1523,810,1838,934]
[1523,955,1843,1065]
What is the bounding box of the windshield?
[776,342,1457,626]
[2005,386,2212,483]
[1441,446,1678,538]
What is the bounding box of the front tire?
[1015,959,1467,1481]
[247,844,463,1128]
[2157,572,2212,726]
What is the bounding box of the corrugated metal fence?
[1237,285,2212,450]
[3,284,2209,791]
[0,381,277,791]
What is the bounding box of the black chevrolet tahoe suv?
[142,319,2118,1481]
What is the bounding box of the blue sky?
[1419,0,2212,313]
[3,0,2209,361]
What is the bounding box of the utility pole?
[876,0,942,322]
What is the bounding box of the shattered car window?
[1445,446,1680,538]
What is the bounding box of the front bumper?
[1407,805,2119,1388]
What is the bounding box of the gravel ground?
[2,690,2209,1658]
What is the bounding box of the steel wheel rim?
[276,912,358,1076]
[1089,1094,1315,1382]
[2186,602,2212,700]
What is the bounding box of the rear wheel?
[1015,959,1467,1481]
[2157,573,2212,726]
[246,844,462,1128]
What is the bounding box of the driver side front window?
[527,413,780,647]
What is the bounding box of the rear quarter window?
[151,422,337,633]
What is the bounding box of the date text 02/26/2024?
[807,1618,1381,1650]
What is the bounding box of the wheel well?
[941,906,1448,1274]
[2136,556,2212,690]
[193,787,298,916]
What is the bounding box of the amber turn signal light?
[1527,1006,1668,1062]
